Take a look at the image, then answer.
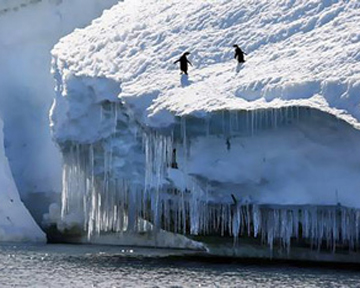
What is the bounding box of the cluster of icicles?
[60,102,360,252]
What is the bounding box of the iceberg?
[50,0,360,259]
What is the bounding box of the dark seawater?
[0,244,360,288]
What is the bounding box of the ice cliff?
[50,0,360,255]
[0,0,119,241]
[0,119,45,242]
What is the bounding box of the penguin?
[171,148,178,169]
[233,44,247,63]
[226,137,231,151]
[174,52,193,75]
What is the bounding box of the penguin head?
[233,44,239,48]
[183,52,191,56]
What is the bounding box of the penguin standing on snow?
[233,44,247,63]
[174,52,193,75]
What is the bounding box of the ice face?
[0,0,120,229]
[0,119,46,242]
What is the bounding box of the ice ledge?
[50,70,360,133]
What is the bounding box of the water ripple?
[0,244,359,288]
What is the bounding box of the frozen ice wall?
[51,0,360,254]
[0,0,120,223]
[0,119,45,242]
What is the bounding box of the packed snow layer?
[0,119,45,242]
[0,0,120,221]
[51,0,360,253]
[52,0,360,130]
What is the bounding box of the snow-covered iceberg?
[50,0,360,258]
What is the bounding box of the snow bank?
[0,119,45,242]
[50,0,360,253]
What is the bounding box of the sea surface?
[0,244,360,288]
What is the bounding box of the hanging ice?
[56,99,360,254]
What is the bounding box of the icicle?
[232,204,241,238]
[235,111,240,132]
[259,109,263,131]
[296,106,300,122]
[252,204,260,238]
[273,109,278,129]
[205,117,210,137]
[221,111,226,136]
[250,110,254,136]
[228,111,233,138]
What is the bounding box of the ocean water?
[0,244,359,288]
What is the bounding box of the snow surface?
[52,0,360,129]
[50,0,360,252]
[0,119,45,242]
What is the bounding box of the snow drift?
[50,0,360,255]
